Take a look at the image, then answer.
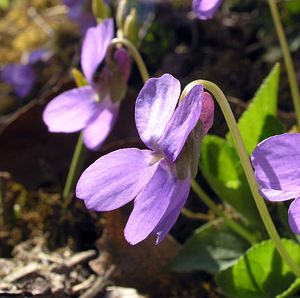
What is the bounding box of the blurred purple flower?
[2,48,50,98]
[2,63,36,98]
[251,133,300,234]
[43,19,131,151]
[193,0,223,20]
[76,74,214,245]
[62,0,96,34]
[28,48,49,64]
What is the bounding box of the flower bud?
[123,8,139,46]
[92,0,111,22]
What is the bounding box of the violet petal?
[135,74,181,150]
[83,99,119,150]
[153,174,191,244]
[251,133,300,202]
[2,63,36,97]
[28,49,48,64]
[76,148,157,211]
[63,0,85,7]
[158,84,203,162]
[43,86,99,133]
[192,0,223,20]
[81,19,114,85]
[124,159,180,245]
[288,197,300,234]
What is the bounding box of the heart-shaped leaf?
[216,239,300,298]
[170,220,250,274]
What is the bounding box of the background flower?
[62,0,96,34]
[2,64,36,98]
[43,19,131,150]
[1,49,49,98]
[192,0,223,20]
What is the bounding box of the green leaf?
[200,135,261,226]
[216,239,300,298]
[283,0,300,15]
[0,0,9,9]
[169,221,250,274]
[227,63,282,155]
[276,278,300,298]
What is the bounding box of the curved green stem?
[105,37,149,83]
[182,80,300,277]
[191,179,257,245]
[267,0,300,128]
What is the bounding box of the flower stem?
[106,37,149,83]
[267,0,300,128]
[182,80,300,277]
[62,133,87,204]
[181,207,212,221]
[191,179,257,245]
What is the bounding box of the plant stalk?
[62,134,86,203]
[267,0,300,128]
[191,179,257,245]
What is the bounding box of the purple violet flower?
[43,19,131,151]
[192,0,223,20]
[76,74,214,245]
[62,0,96,34]
[251,133,300,234]
[2,48,50,98]
[2,63,36,98]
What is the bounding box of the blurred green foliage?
[0,0,9,10]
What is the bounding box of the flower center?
[93,93,100,103]
[150,152,164,165]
